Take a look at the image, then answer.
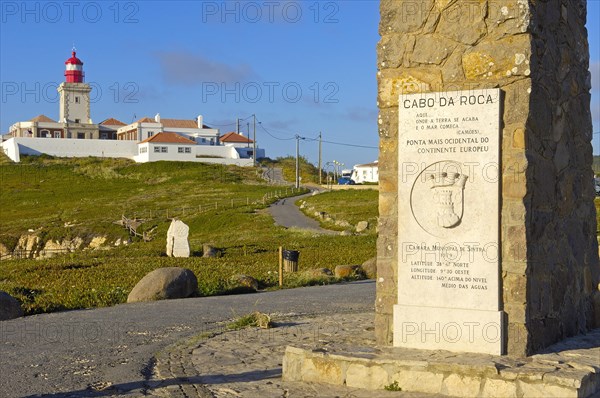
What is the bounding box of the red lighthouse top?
[64,50,84,83]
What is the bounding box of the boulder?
[0,291,23,320]
[335,265,366,279]
[127,267,198,303]
[356,221,369,233]
[229,274,259,292]
[361,257,377,279]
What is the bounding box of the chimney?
[154,113,160,123]
[197,115,203,128]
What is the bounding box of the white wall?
[2,138,20,162]
[2,137,137,161]
[1,137,255,167]
[352,165,379,184]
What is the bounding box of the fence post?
[231,199,234,208]
[279,246,283,287]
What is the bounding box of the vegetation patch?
[298,189,378,232]
[226,311,272,330]
[0,157,376,315]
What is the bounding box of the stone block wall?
[376,0,599,356]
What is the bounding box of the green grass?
[0,156,376,315]
[261,156,322,184]
[299,189,379,232]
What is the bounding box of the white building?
[1,49,260,167]
[352,161,379,184]
[117,114,220,145]
[220,131,265,159]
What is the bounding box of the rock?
[127,267,198,303]
[0,291,23,320]
[593,291,600,329]
[361,257,377,279]
[39,237,84,259]
[0,243,11,259]
[335,265,366,279]
[340,230,353,236]
[356,221,369,233]
[88,236,107,249]
[335,220,352,228]
[302,268,334,279]
[14,234,40,258]
[229,274,259,292]
[166,219,190,258]
[202,244,218,258]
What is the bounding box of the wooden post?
[247,197,249,205]
[278,246,283,287]
[231,199,234,208]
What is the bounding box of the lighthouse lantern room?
[64,50,85,83]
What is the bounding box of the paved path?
[267,191,338,235]
[0,281,375,397]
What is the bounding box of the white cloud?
[155,51,258,85]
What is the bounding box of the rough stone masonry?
[376,0,600,356]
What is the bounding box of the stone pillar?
[376,0,599,356]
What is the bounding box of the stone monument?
[376,0,599,357]
[166,219,190,258]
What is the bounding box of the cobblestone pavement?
[151,312,431,398]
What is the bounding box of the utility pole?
[295,135,300,189]
[253,114,256,167]
[246,122,250,148]
[236,118,240,134]
[318,131,322,185]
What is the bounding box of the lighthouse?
[58,48,92,129]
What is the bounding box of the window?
[148,131,154,138]
[40,129,50,138]
[77,132,85,139]
[75,119,80,123]
[154,146,161,153]
[161,146,168,153]
[67,132,72,138]
[178,147,184,153]
[54,131,61,138]
[75,97,80,103]
[100,133,108,140]
[185,147,191,153]
[140,147,148,154]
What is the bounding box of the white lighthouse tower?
[57,49,98,139]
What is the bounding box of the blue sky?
[0,1,598,168]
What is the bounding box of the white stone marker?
[394,88,503,355]
[166,219,190,258]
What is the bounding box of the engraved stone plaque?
[393,89,504,355]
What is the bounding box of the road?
[267,191,338,234]
[0,281,375,397]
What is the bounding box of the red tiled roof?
[100,118,126,126]
[30,115,56,123]
[220,131,253,143]
[135,117,156,123]
[139,132,197,145]
[161,118,197,128]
